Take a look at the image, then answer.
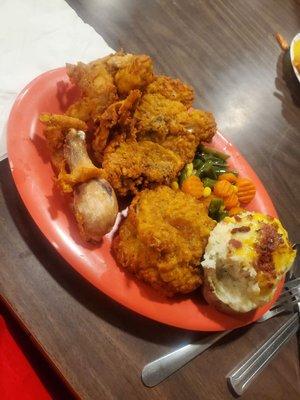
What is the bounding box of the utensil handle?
[142,330,229,387]
[227,313,299,396]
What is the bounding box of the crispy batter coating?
[39,113,87,173]
[66,90,117,122]
[66,59,115,98]
[92,90,141,161]
[146,75,194,107]
[66,59,117,121]
[106,53,154,96]
[66,52,154,113]
[134,93,217,163]
[102,141,183,196]
[113,186,216,296]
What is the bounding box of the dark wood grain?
[1,0,300,399]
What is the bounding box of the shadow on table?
[274,50,300,129]
[1,159,252,351]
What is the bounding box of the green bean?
[199,145,230,160]
[202,154,227,165]
[209,198,223,214]
[208,198,225,221]
[202,177,216,188]
[198,160,214,178]
[212,166,227,177]
[193,158,204,169]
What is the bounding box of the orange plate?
[7,68,283,331]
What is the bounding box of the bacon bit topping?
[234,215,242,222]
[254,223,283,276]
[229,239,242,249]
[231,226,250,234]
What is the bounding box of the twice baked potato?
[201,212,296,314]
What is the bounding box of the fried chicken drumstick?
[64,129,118,242]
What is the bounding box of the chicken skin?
[134,93,217,164]
[108,53,154,96]
[113,186,216,296]
[65,52,154,123]
[39,113,88,173]
[92,89,142,161]
[66,59,117,121]
[102,140,183,196]
[146,75,195,107]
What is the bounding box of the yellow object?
[236,178,256,205]
[171,181,179,190]
[181,175,204,198]
[203,187,212,197]
[218,172,237,183]
[186,163,194,177]
[213,180,235,198]
[293,39,300,72]
[223,193,239,210]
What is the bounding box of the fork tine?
[271,286,300,309]
[269,284,299,311]
[258,298,298,322]
[284,277,300,289]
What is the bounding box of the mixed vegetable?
[174,145,256,221]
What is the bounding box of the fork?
[141,278,300,387]
[227,311,299,395]
[257,279,299,322]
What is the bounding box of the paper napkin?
[0,0,114,161]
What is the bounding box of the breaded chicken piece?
[134,93,217,163]
[39,113,87,173]
[102,141,183,196]
[92,90,142,161]
[66,59,117,121]
[106,53,154,96]
[65,52,153,120]
[66,59,115,98]
[146,75,194,107]
[113,186,216,296]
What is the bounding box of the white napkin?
[0,0,114,161]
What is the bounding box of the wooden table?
[1,0,300,398]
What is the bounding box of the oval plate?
[7,68,282,331]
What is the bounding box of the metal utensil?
[141,279,299,387]
[227,309,299,396]
[257,283,299,322]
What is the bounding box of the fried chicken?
[102,140,183,196]
[65,59,117,121]
[105,53,154,96]
[65,52,154,122]
[113,186,216,296]
[146,75,194,107]
[59,129,102,193]
[62,129,118,241]
[39,113,87,173]
[134,93,217,164]
[92,89,141,161]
